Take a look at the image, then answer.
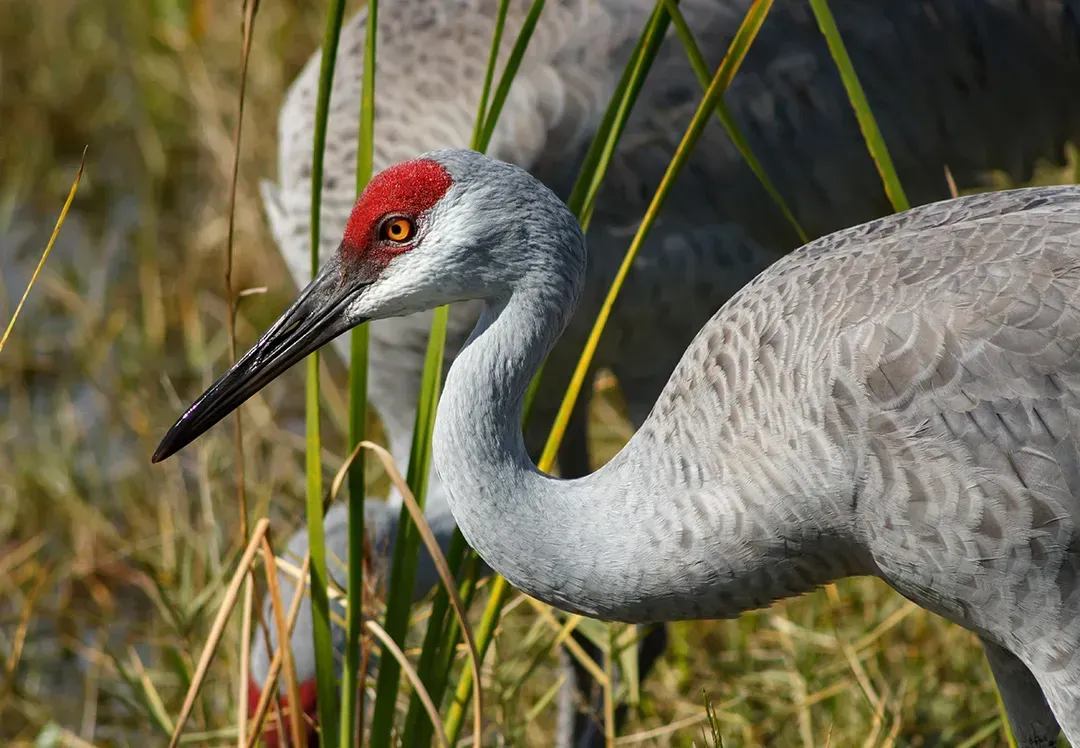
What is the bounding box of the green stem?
[477,0,547,153]
[340,0,377,742]
[367,306,448,747]
[443,576,512,744]
[806,0,909,212]
[471,0,511,146]
[308,0,349,742]
[661,0,807,244]
[400,532,475,747]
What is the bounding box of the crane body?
[158,151,1080,744]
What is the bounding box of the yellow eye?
[381,216,415,243]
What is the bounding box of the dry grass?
[1,1,1076,746]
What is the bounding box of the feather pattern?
[426,175,1080,741]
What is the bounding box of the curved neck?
[434,270,624,615]
[433,249,865,624]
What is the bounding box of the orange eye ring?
[381,216,415,243]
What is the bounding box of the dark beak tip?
[151,425,186,464]
[149,266,367,467]
[151,439,173,464]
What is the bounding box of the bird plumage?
[411,156,1080,742]
[159,148,1080,743]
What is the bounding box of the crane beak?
[152,256,370,463]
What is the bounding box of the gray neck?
[435,265,637,618]
[433,246,864,624]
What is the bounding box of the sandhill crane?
[157,151,1080,744]
[257,0,1080,738]
[259,0,688,738]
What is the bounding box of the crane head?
[153,148,581,463]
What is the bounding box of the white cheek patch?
[345,184,493,322]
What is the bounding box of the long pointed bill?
[152,256,369,463]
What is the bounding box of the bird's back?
[631,185,1080,652]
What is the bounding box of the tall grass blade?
[515,0,671,470]
[259,539,306,748]
[565,0,672,227]
[471,0,512,148]
[445,2,679,741]
[943,164,959,200]
[401,533,479,748]
[539,0,770,472]
[661,0,806,244]
[442,576,512,745]
[616,624,642,711]
[806,0,908,212]
[0,147,86,354]
[168,520,270,748]
[307,0,349,743]
[364,440,484,745]
[245,552,313,748]
[225,12,260,738]
[367,619,451,746]
[237,569,254,747]
[108,649,175,736]
[340,1,378,744]
[399,2,548,742]
[224,0,260,546]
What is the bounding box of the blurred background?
[1,1,1077,746]
[0,1,358,742]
